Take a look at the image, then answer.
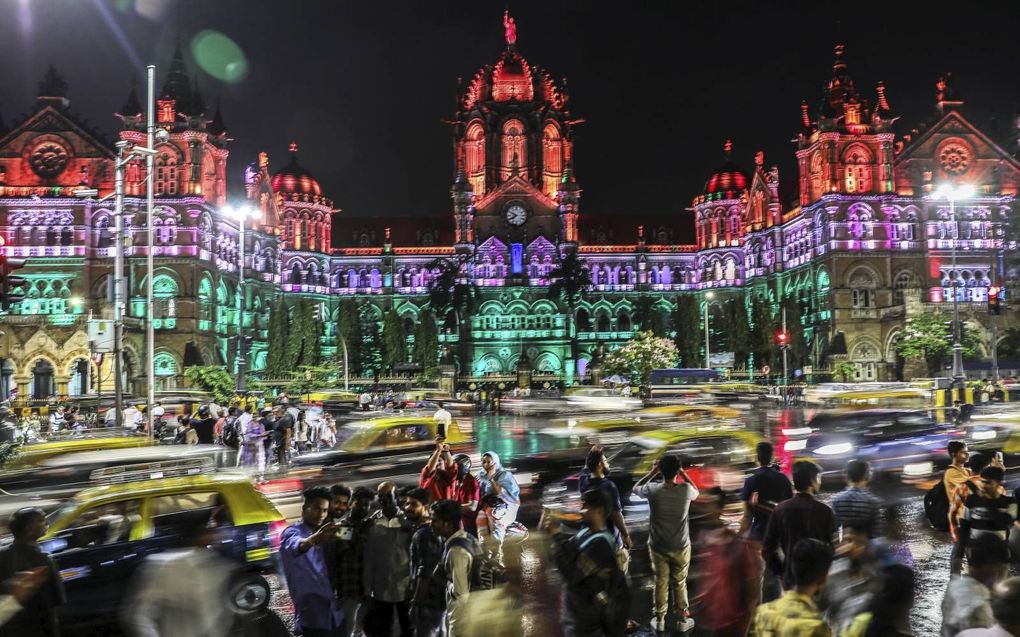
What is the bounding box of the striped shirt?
[831,486,882,538]
[960,490,1017,541]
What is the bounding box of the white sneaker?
[677,616,695,633]
[651,616,666,633]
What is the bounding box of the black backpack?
[924,472,951,532]
[222,418,240,449]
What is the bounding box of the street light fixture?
[223,204,257,395]
[704,291,715,368]
[933,183,975,392]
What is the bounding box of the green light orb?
[190,30,248,83]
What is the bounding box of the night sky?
[1,1,1018,243]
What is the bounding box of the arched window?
[152,274,178,327]
[154,149,179,196]
[60,226,73,246]
[596,313,611,333]
[575,308,591,331]
[68,359,90,397]
[542,122,563,198]
[893,271,915,306]
[617,312,632,332]
[198,277,212,324]
[30,360,55,399]
[501,119,527,182]
[45,227,57,246]
[843,147,872,193]
[465,122,486,195]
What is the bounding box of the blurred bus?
[648,368,724,398]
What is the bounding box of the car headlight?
[972,430,997,441]
[785,439,808,452]
[782,427,813,437]
[815,442,853,456]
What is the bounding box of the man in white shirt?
[431,499,479,636]
[433,403,452,436]
[360,392,372,411]
[122,403,142,431]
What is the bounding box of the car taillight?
[257,478,304,496]
[268,519,287,551]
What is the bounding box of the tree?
[337,298,364,375]
[427,257,478,374]
[265,302,289,376]
[778,297,809,371]
[832,361,858,382]
[413,310,441,378]
[726,297,751,370]
[381,309,408,371]
[633,297,666,337]
[359,304,382,377]
[286,300,321,369]
[547,250,593,377]
[601,331,680,386]
[184,365,236,405]
[748,294,775,372]
[670,294,701,367]
[894,312,982,376]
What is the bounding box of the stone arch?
[534,352,561,373]
[845,263,881,288]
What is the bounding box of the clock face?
[505,203,528,226]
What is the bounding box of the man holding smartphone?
[281,487,344,637]
[420,438,456,503]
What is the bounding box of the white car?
[563,388,643,412]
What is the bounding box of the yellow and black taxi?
[10,431,153,469]
[35,463,285,628]
[962,408,1020,457]
[289,414,469,486]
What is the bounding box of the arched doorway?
[30,360,55,399]
[0,360,14,400]
[68,358,91,397]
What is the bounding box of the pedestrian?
[420,438,456,503]
[0,508,65,637]
[123,513,238,637]
[762,460,837,590]
[433,402,452,437]
[295,410,310,455]
[840,563,914,637]
[431,499,482,637]
[578,446,633,568]
[945,441,973,573]
[739,441,793,602]
[404,489,446,637]
[362,482,413,637]
[280,487,345,637]
[335,487,374,637]
[632,454,698,633]
[359,391,372,412]
[959,466,1016,554]
[190,405,216,444]
[475,452,520,560]
[752,538,834,637]
[942,533,1010,637]
[958,576,1020,637]
[239,408,268,476]
[831,459,882,538]
[320,415,337,450]
[451,454,481,537]
[0,568,50,629]
[543,490,630,637]
[693,487,761,637]
[272,404,294,467]
[821,524,879,635]
[871,504,914,568]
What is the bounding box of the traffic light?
[0,249,27,312]
[988,286,1002,315]
[775,330,789,348]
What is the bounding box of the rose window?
[29,142,70,178]
[939,143,971,175]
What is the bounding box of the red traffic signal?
[775,330,789,347]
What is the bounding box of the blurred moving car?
[286,415,470,494]
[10,430,153,468]
[962,408,1020,456]
[33,462,285,628]
[563,388,643,412]
[797,409,958,483]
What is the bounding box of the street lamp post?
[704,291,714,368]
[145,65,156,441]
[224,205,256,394]
[934,183,975,393]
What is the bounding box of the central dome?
[703,160,749,197]
[271,143,322,198]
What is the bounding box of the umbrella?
[603,375,626,384]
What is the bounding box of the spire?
[875,81,891,112]
[288,141,299,157]
[161,41,192,104]
[800,100,811,128]
[723,139,733,158]
[822,43,859,118]
[36,65,70,110]
[936,72,964,115]
[503,9,517,47]
[452,169,473,193]
[118,82,142,117]
[208,100,227,135]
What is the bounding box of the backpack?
[445,534,488,592]
[222,418,240,449]
[924,472,951,531]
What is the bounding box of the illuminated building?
[0,17,1018,400]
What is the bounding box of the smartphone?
[437,422,446,439]
[335,525,354,541]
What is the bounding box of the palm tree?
[547,251,593,380]
[426,256,478,376]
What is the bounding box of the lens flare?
[190,30,248,83]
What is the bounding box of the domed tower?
[794,44,896,205]
[692,141,749,249]
[451,10,578,246]
[271,143,334,253]
[116,43,229,205]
